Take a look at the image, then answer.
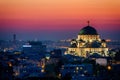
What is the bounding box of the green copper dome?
[79,26,98,35]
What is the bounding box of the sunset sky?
[0,0,120,40]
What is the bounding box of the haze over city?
[0,0,120,40]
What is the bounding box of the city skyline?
[0,0,120,40]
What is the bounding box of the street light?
[107,65,112,70]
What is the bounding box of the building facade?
[65,22,109,57]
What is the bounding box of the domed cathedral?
[65,21,109,57]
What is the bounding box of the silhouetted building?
[22,41,46,55]
[50,49,62,58]
[13,34,16,41]
[0,61,14,80]
[61,64,93,78]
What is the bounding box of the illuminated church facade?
[65,22,109,57]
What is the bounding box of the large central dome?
[79,26,98,35]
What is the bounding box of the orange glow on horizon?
[0,0,120,19]
[0,0,120,31]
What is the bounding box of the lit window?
[76,67,79,70]
[80,67,83,70]
[41,69,44,72]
